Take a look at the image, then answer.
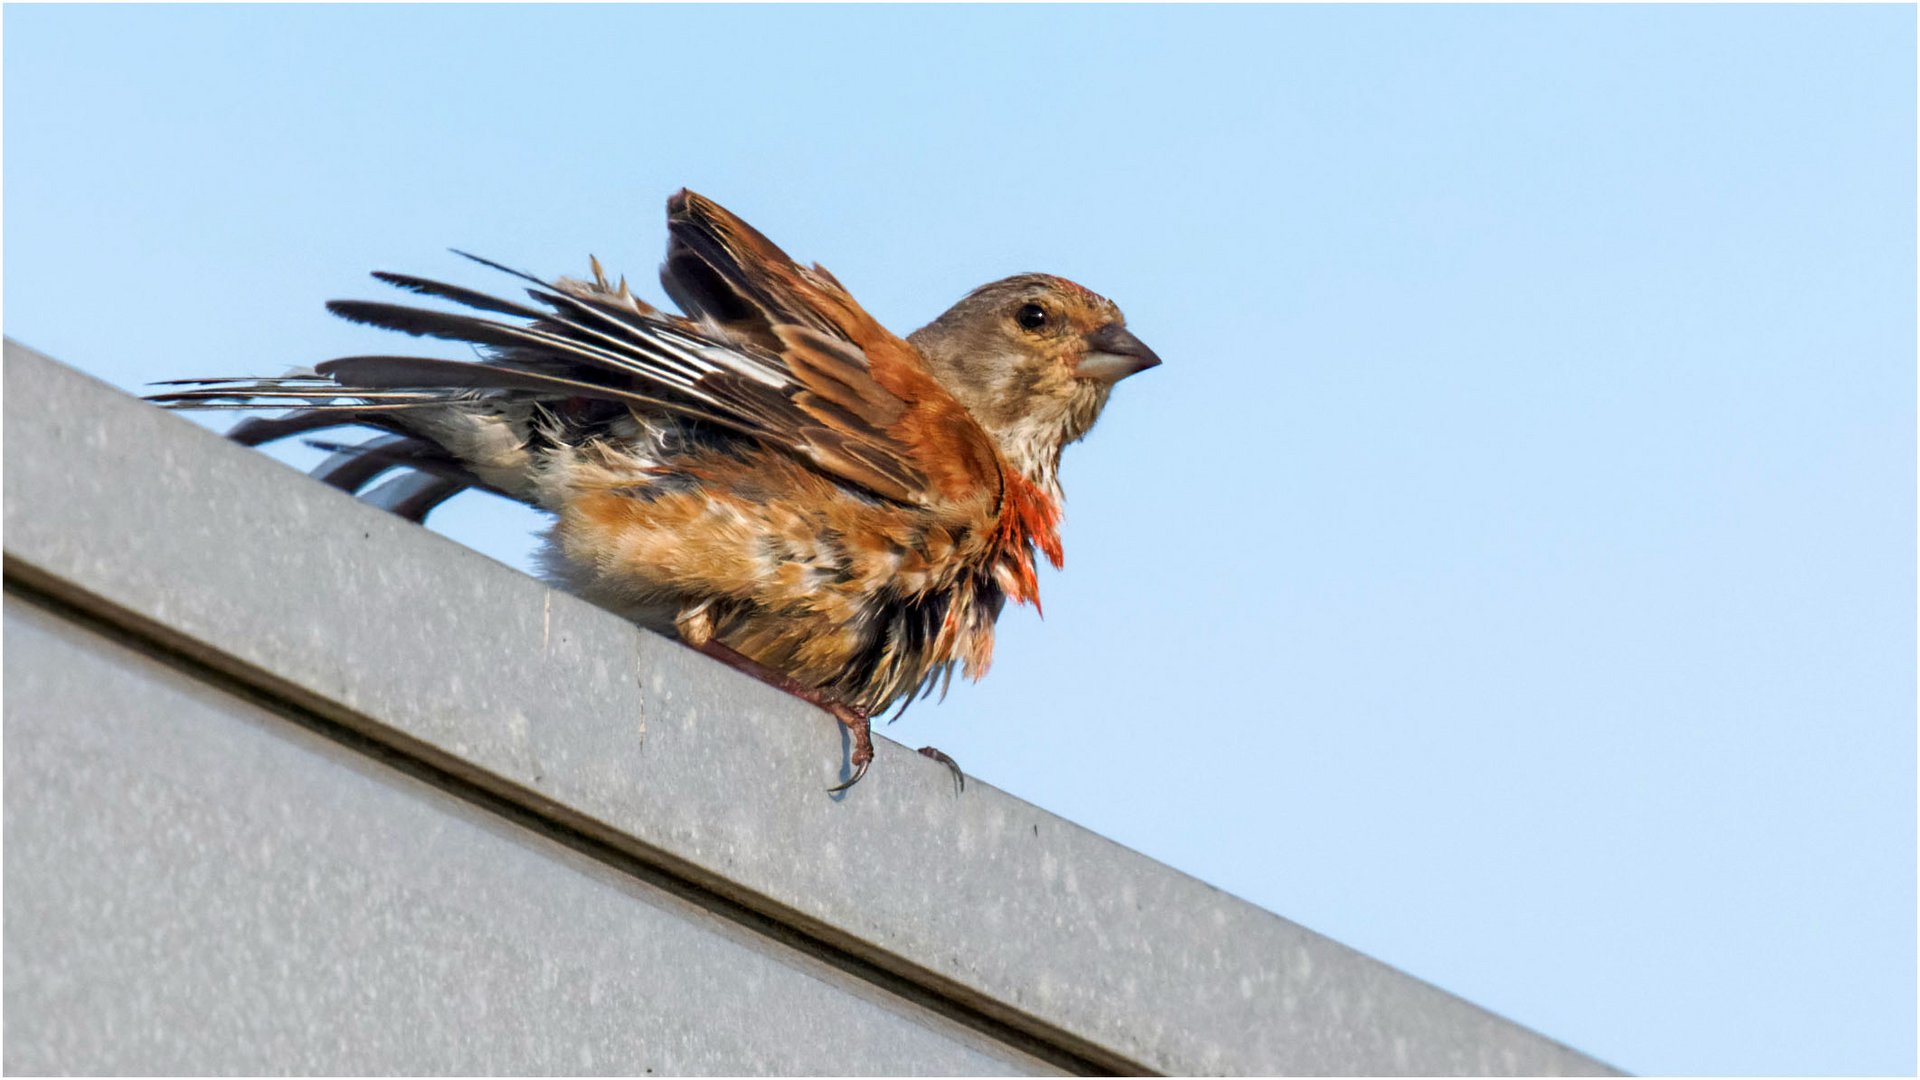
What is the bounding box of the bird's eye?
[1015,303,1049,331]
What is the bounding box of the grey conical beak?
[1077,323,1163,384]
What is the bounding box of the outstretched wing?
[660,190,1004,505]
[156,193,1005,510]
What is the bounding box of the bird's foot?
[689,637,874,792]
[826,703,874,793]
[917,746,965,792]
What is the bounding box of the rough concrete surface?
[5,601,1053,1076]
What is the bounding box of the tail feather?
[310,433,417,492]
[303,435,497,496]
[363,471,465,522]
[227,409,388,447]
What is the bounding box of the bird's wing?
[659,190,1005,505]
[154,205,1004,510]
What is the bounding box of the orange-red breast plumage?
[152,190,1161,788]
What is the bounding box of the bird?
[150,190,1161,791]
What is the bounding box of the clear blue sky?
[6,5,1913,1074]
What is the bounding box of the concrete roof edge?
[2,340,1619,1076]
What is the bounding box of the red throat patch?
[995,471,1065,613]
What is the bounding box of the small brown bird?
[153,191,1160,789]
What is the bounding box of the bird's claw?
[917,746,965,792]
[827,721,875,794]
[826,754,871,794]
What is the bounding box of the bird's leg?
[690,638,874,791]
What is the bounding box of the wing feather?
[152,191,1007,512]
[661,190,1005,504]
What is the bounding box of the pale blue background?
[6,5,1913,1074]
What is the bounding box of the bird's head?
[909,273,1161,493]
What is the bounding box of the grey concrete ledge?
[3,341,1617,1076]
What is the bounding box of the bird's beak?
[1077,323,1163,384]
